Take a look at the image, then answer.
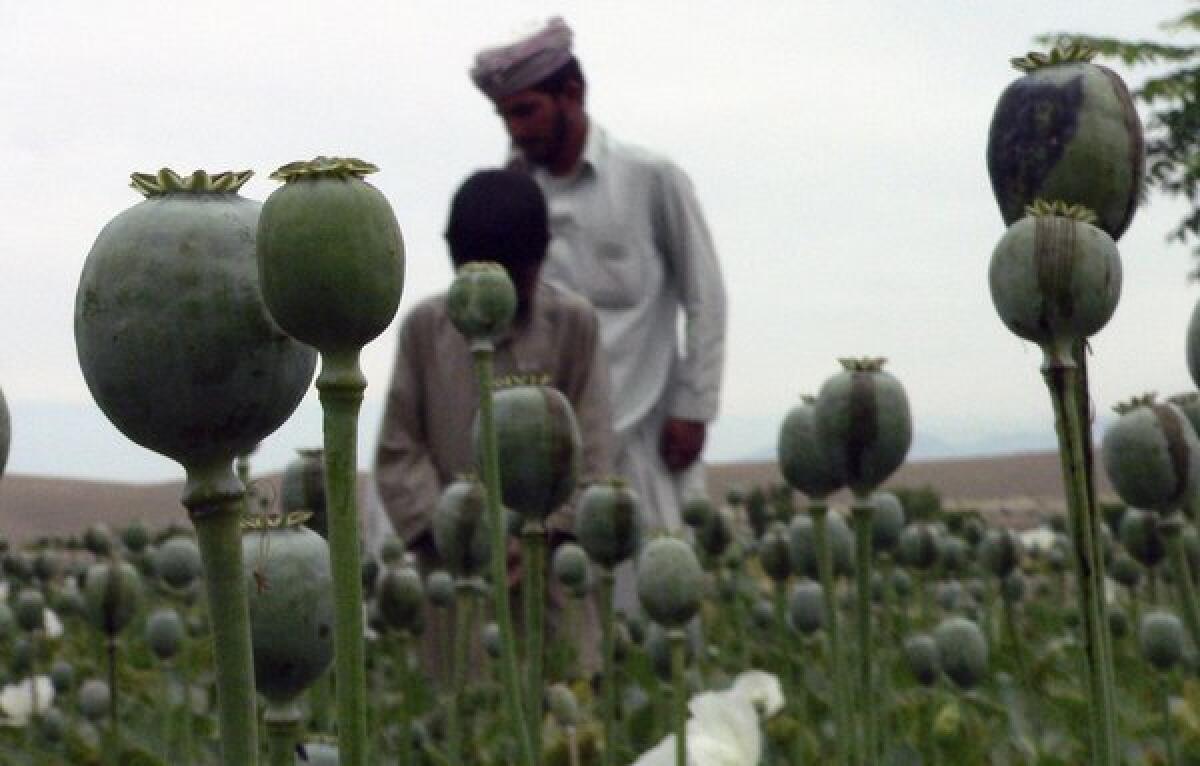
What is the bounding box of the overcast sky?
[0,1,1196,485]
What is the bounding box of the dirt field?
[0,450,1102,545]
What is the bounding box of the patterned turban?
[470,17,574,100]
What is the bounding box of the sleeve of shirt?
[373,310,442,547]
[546,299,615,539]
[653,161,727,423]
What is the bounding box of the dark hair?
[529,55,586,97]
[444,169,550,270]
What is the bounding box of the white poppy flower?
[632,670,783,766]
[0,676,54,726]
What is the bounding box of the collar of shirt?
[511,119,607,183]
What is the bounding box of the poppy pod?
[257,157,404,355]
[989,200,1121,368]
[1102,394,1200,514]
[74,169,317,500]
[83,560,142,638]
[815,358,912,497]
[870,491,906,554]
[788,580,824,635]
[934,616,989,690]
[432,476,490,578]
[478,383,581,521]
[281,448,328,538]
[1139,610,1185,672]
[987,44,1144,241]
[242,515,335,704]
[636,537,704,629]
[1119,508,1166,569]
[447,262,518,346]
[759,522,793,583]
[377,565,425,635]
[777,396,844,500]
[574,478,641,569]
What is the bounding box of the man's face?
[495,90,569,167]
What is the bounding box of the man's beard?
[520,108,569,167]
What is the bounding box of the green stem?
[1002,593,1031,696]
[316,351,369,766]
[1161,675,1178,766]
[522,521,546,763]
[811,501,850,766]
[473,345,535,766]
[669,629,688,766]
[107,637,119,760]
[1043,362,1116,766]
[1164,518,1200,650]
[188,476,259,766]
[265,701,303,766]
[599,571,617,766]
[447,584,477,766]
[396,633,414,766]
[1149,566,1161,607]
[308,670,332,734]
[851,500,875,766]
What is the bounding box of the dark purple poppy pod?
[815,358,912,497]
[432,475,490,578]
[447,261,517,345]
[480,384,581,521]
[636,536,704,628]
[697,506,735,561]
[378,565,424,635]
[1109,552,1142,589]
[682,496,714,528]
[574,478,641,569]
[987,44,1143,241]
[898,522,940,572]
[75,170,317,501]
[1102,394,1200,514]
[778,396,844,499]
[904,633,940,687]
[257,157,404,355]
[788,580,824,635]
[989,200,1121,368]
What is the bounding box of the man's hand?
[659,418,707,473]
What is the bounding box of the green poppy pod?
[788,512,854,579]
[281,448,327,538]
[636,537,704,628]
[987,45,1143,241]
[980,529,1022,578]
[425,571,455,609]
[904,633,940,687]
[446,262,518,345]
[697,506,735,561]
[120,521,149,555]
[1185,304,1200,393]
[815,358,912,496]
[83,524,113,557]
[551,543,590,591]
[1139,610,1185,672]
[898,523,940,571]
[962,518,986,546]
[433,475,490,577]
[1108,605,1130,640]
[242,519,335,703]
[144,608,185,661]
[789,580,824,635]
[31,552,58,583]
[936,582,965,612]
[1169,393,1200,440]
[75,170,317,496]
[256,157,404,355]
[989,201,1122,366]
[378,565,424,635]
[1109,552,1142,589]
[480,384,581,521]
[0,385,8,479]
[938,536,969,575]
[14,589,44,633]
[777,396,845,499]
[1102,395,1200,513]
[682,496,714,528]
[49,661,73,695]
[482,622,502,659]
[751,598,775,629]
[9,636,31,675]
[575,478,641,569]
[759,522,793,583]
[1001,572,1026,603]
[154,536,202,590]
[84,560,142,637]
[870,491,906,553]
[78,679,111,722]
[934,617,989,690]
[547,682,582,728]
[891,568,913,597]
[379,535,407,568]
[1119,508,1165,569]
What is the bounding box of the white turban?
[470,17,575,100]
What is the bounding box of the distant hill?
[0,451,1103,545]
